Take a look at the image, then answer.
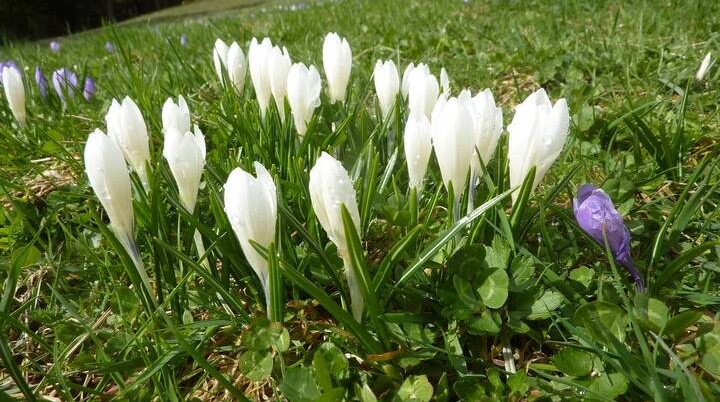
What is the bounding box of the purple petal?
[50,41,61,52]
[83,77,96,101]
[105,41,114,52]
[35,67,48,98]
[573,184,644,291]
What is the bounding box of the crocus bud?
[83,77,96,101]
[408,64,439,119]
[287,62,321,136]
[164,125,206,212]
[507,88,569,203]
[268,45,291,122]
[105,41,114,53]
[214,40,247,94]
[322,32,352,104]
[50,41,60,52]
[84,129,135,250]
[373,59,399,119]
[180,33,188,47]
[248,37,274,119]
[470,89,503,180]
[440,67,450,97]
[224,162,277,316]
[573,184,644,291]
[431,91,476,201]
[35,67,48,99]
[2,66,26,125]
[309,152,364,321]
[106,97,151,188]
[162,95,191,136]
[695,52,712,82]
[52,68,78,102]
[404,112,432,191]
[401,62,415,100]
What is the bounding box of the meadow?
[1,0,719,400]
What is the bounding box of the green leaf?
[238,350,273,381]
[507,371,529,395]
[314,342,348,382]
[477,268,509,309]
[448,244,487,282]
[453,276,483,311]
[646,298,669,330]
[396,375,433,402]
[280,366,322,402]
[268,322,290,352]
[575,301,628,343]
[509,255,535,292]
[510,165,536,232]
[341,204,390,348]
[576,372,629,400]
[485,236,511,270]
[528,290,564,320]
[663,310,702,337]
[552,348,594,377]
[569,266,595,289]
[467,310,501,335]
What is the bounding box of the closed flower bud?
[573,184,644,291]
[50,41,60,52]
[408,63,439,119]
[268,45,291,122]
[162,95,191,136]
[35,67,48,99]
[248,37,274,119]
[164,125,206,212]
[440,67,450,97]
[287,62,321,136]
[401,62,416,100]
[404,112,433,191]
[431,91,476,201]
[695,52,712,82]
[84,129,135,249]
[507,88,569,203]
[470,89,503,180]
[373,59,399,119]
[106,97,151,188]
[224,162,277,315]
[83,77,96,101]
[214,39,247,94]
[2,66,26,125]
[309,152,364,320]
[323,32,352,104]
[52,68,78,102]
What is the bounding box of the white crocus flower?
[162,95,191,136]
[404,111,433,192]
[469,89,503,181]
[224,162,277,317]
[408,64,439,119]
[431,90,476,203]
[440,67,450,97]
[212,39,229,83]
[249,37,274,119]
[401,62,415,100]
[696,52,712,82]
[268,45,292,122]
[323,32,352,104]
[507,88,570,203]
[2,66,26,125]
[309,152,364,321]
[163,125,206,212]
[373,59,400,120]
[84,129,135,251]
[287,62,321,136]
[106,97,151,189]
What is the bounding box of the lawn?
[1,0,719,400]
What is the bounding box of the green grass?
[1,0,720,400]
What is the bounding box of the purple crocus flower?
[50,41,61,52]
[35,67,48,98]
[180,33,187,47]
[52,68,79,101]
[105,41,114,52]
[573,184,645,291]
[83,77,96,100]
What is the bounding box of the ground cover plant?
[1,0,720,400]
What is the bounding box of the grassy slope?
[0,0,719,400]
